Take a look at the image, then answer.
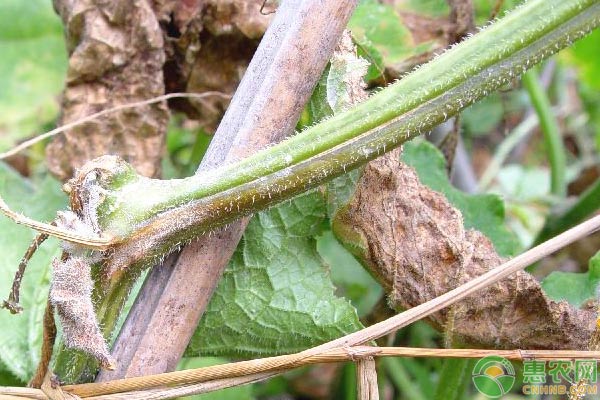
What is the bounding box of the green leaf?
[541,250,600,307]
[577,81,600,154]
[162,116,213,179]
[495,165,551,202]
[401,140,520,257]
[305,48,368,124]
[326,168,362,218]
[177,357,254,400]
[0,163,65,381]
[317,231,382,317]
[187,192,362,357]
[0,0,67,151]
[306,66,335,124]
[462,93,505,137]
[492,165,551,247]
[462,91,528,137]
[0,359,24,386]
[560,28,600,151]
[348,0,436,81]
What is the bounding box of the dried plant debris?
[154,0,271,39]
[327,31,370,112]
[156,0,273,132]
[349,0,454,83]
[47,0,273,177]
[332,148,596,350]
[447,0,475,42]
[47,0,170,181]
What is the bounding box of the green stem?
[478,113,539,190]
[103,4,600,272]
[342,362,357,400]
[100,0,599,237]
[383,358,428,400]
[434,359,473,400]
[522,69,567,197]
[534,176,600,245]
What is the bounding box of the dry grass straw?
[0,92,230,161]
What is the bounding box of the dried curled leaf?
[155,0,273,132]
[327,31,369,112]
[47,0,169,181]
[50,257,114,369]
[333,148,596,350]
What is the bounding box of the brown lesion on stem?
[1,155,130,313]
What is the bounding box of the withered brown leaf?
[47,0,169,181]
[333,149,596,349]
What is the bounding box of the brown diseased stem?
[98,0,358,380]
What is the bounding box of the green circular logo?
[472,355,516,398]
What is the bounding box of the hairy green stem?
[99,0,599,238]
[102,4,600,273]
[522,69,568,197]
[535,176,600,245]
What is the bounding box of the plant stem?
[433,359,472,400]
[56,0,360,384]
[100,0,599,239]
[478,113,539,190]
[383,358,428,400]
[535,176,600,245]
[101,4,600,275]
[522,69,567,197]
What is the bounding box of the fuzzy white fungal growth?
[50,257,115,370]
[55,211,102,258]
